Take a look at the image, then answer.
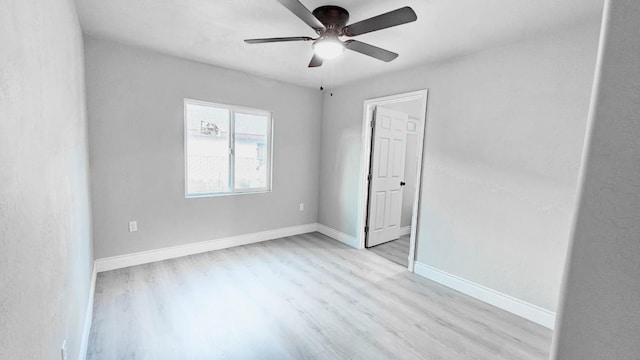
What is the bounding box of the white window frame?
[184,99,273,198]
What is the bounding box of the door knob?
[400,181,406,186]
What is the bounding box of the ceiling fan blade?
[344,40,398,62]
[244,36,314,44]
[277,0,326,30]
[343,7,417,37]
[308,54,323,68]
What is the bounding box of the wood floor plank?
[292,234,546,359]
[230,243,410,359]
[87,232,551,359]
[367,235,411,267]
[308,233,551,357]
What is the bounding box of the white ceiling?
[74,0,603,88]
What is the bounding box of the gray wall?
[0,0,93,359]
[551,0,640,357]
[318,20,601,311]
[85,37,322,259]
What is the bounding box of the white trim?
[414,262,556,329]
[79,263,97,359]
[406,92,429,272]
[357,89,429,272]
[316,224,359,249]
[399,226,412,236]
[95,223,318,272]
[550,2,611,355]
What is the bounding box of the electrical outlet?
[61,340,67,360]
[128,221,138,232]
[299,203,304,211]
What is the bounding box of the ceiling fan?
[244,0,417,67]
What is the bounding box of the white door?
[366,106,408,247]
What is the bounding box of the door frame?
[357,89,429,272]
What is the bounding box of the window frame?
[184,98,273,198]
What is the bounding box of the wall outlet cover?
[128,221,138,232]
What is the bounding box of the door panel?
[392,139,404,177]
[389,190,401,228]
[374,192,386,230]
[377,138,389,177]
[367,106,409,247]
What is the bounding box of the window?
[184,99,272,197]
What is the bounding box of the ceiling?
[74,0,603,88]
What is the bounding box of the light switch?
[128,221,138,232]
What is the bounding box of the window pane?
[186,103,230,194]
[234,113,269,190]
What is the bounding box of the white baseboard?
[316,224,359,248]
[95,223,318,272]
[399,226,411,236]
[79,263,97,359]
[413,262,556,329]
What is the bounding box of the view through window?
[185,100,272,196]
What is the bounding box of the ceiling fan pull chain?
[330,62,334,96]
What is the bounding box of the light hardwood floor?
[367,235,411,268]
[88,232,552,359]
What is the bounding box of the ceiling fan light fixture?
[313,36,344,60]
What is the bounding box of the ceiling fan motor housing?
[312,5,350,32]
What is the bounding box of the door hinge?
[364,226,369,233]
[367,174,372,181]
[370,119,376,128]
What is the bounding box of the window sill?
[185,189,272,199]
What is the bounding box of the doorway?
[357,90,428,272]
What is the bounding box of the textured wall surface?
[318,19,601,311]
[0,0,94,359]
[85,37,322,259]
[551,0,640,358]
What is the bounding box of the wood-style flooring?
[367,235,410,268]
[87,232,552,359]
